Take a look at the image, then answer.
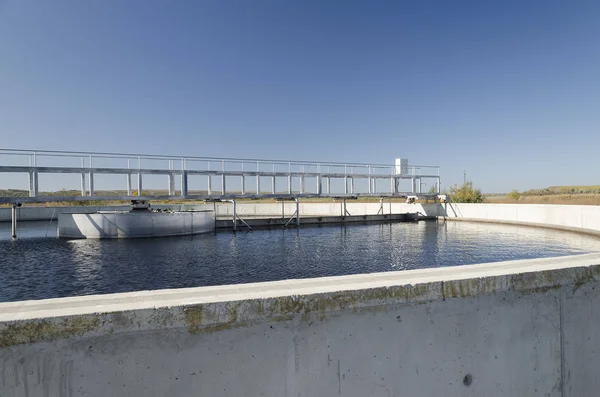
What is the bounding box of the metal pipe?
[295,198,300,227]
[272,176,276,194]
[241,176,245,195]
[232,199,237,232]
[222,174,226,195]
[256,175,260,194]
[11,204,17,239]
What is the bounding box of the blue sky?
[1,0,599,193]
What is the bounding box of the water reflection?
[1,221,600,302]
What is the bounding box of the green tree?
[507,190,520,201]
[449,181,484,203]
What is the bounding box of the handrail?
[0,148,440,170]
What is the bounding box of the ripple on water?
[1,221,600,302]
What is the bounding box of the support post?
[81,157,86,196]
[272,176,276,194]
[288,175,292,194]
[208,175,212,195]
[256,175,260,194]
[344,176,348,194]
[81,173,86,196]
[168,173,175,196]
[300,175,305,194]
[295,198,300,227]
[11,204,18,239]
[368,177,372,194]
[137,172,142,196]
[127,159,132,196]
[127,174,132,196]
[411,177,415,194]
[317,175,322,195]
[232,199,237,232]
[181,171,188,198]
[241,176,245,195]
[327,177,330,194]
[351,177,355,194]
[89,172,94,197]
[29,171,38,197]
[390,177,394,194]
[222,174,226,195]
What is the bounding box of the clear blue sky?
[1,0,599,192]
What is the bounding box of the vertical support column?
[411,177,415,194]
[288,175,292,194]
[127,159,132,196]
[221,174,226,195]
[89,172,95,197]
[137,156,143,196]
[207,161,212,196]
[282,200,285,222]
[343,199,347,220]
[181,171,188,198]
[81,157,86,196]
[169,173,175,196]
[256,175,261,194]
[390,177,394,194]
[89,154,94,197]
[300,175,305,194]
[344,176,348,194]
[327,177,331,194]
[232,199,237,232]
[241,176,245,195]
[295,198,300,227]
[11,204,18,239]
[29,171,38,197]
[350,177,355,194]
[317,175,322,195]
[272,176,276,194]
[368,177,372,194]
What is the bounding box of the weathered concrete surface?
[57,211,215,238]
[2,253,600,396]
[0,204,211,222]
[436,203,600,236]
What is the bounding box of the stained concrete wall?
[0,204,211,222]
[2,254,600,396]
[436,203,600,236]
[58,211,215,238]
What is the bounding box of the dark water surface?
[1,221,600,302]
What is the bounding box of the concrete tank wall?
[436,203,600,236]
[2,254,600,396]
[58,211,215,238]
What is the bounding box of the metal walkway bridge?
[0,149,441,204]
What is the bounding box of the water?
[1,221,600,303]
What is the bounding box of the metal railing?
[0,149,441,203]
